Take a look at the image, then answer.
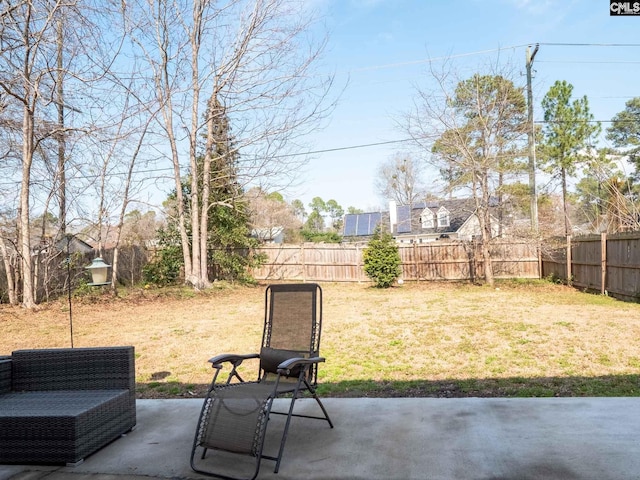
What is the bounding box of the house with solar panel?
[343,199,499,243]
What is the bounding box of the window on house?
[421,213,434,229]
[437,208,450,228]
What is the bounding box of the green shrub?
[300,229,342,243]
[142,245,183,286]
[362,227,401,288]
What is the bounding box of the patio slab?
[2,397,639,480]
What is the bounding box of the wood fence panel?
[303,243,365,282]
[252,240,540,283]
[540,232,640,302]
[253,245,305,280]
[541,240,567,280]
[606,235,640,300]
[400,243,475,281]
[570,237,602,291]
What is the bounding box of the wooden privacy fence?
[0,245,148,304]
[252,241,541,283]
[541,232,640,302]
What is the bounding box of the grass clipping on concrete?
[2,280,640,398]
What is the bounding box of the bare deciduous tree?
[122,0,335,289]
[375,152,426,207]
[405,63,528,286]
[246,188,301,242]
[0,0,153,305]
[0,0,66,307]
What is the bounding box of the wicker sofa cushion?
[0,359,10,394]
[0,389,131,465]
[11,347,135,393]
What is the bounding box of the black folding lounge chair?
[191,283,334,480]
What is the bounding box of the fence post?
[537,243,542,279]
[301,243,306,282]
[601,232,607,295]
[566,235,572,286]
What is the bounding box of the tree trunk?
[187,1,206,290]
[20,103,36,308]
[0,239,17,305]
[162,88,193,284]
[199,94,219,287]
[561,167,570,237]
[110,246,119,295]
[478,169,495,287]
[57,17,66,236]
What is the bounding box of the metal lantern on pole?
[85,257,111,286]
[65,233,113,348]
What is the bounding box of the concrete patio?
[2,397,640,480]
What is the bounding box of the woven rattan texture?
[0,346,136,465]
[0,359,10,394]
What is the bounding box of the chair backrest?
[260,283,322,384]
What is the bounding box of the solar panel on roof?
[343,212,384,236]
[343,215,358,236]
[396,205,412,234]
[370,212,382,234]
[355,213,371,236]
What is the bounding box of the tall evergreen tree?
[539,80,601,236]
[148,93,262,284]
[306,197,326,232]
[607,97,640,185]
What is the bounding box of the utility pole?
[526,44,540,233]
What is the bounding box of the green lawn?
[2,279,639,398]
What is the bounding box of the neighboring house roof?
[54,236,95,254]
[395,199,477,236]
[343,199,493,239]
[251,227,284,243]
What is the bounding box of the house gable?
[436,206,450,228]
[420,208,435,229]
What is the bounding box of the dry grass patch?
[2,281,639,398]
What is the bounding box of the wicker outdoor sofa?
[0,346,136,465]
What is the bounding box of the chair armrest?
[277,356,325,375]
[208,353,259,369]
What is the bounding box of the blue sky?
[288,0,640,213]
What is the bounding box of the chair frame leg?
[270,376,334,473]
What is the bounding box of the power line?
[345,44,532,73]
[271,138,414,158]
[2,44,639,188]
[538,42,640,47]
[534,120,631,124]
[3,115,638,188]
[345,42,640,74]
[539,60,640,64]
